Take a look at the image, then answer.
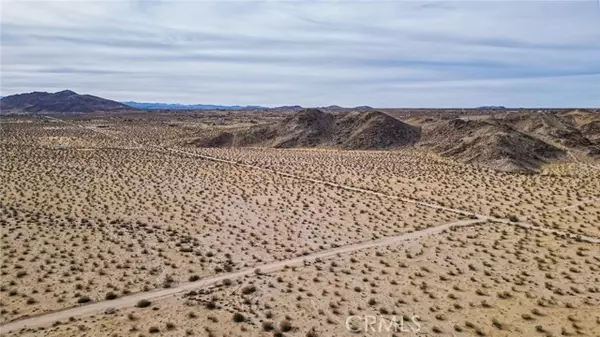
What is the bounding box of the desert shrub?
[105,292,118,300]
[77,296,91,304]
[262,321,275,331]
[136,299,152,308]
[241,285,256,295]
[280,320,293,332]
[492,318,505,330]
[306,327,319,337]
[233,312,245,322]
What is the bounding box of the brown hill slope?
[192,111,581,173]
[0,90,131,113]
[501,112,593,149]
[558,109,600,127]
[419,119,566,173]
[192,109,420,149]
[580,121,600,142]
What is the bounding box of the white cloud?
[1,0,599,107]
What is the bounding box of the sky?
[1,0,600,107]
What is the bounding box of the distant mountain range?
[0,90,130,113]
[0,91,267,113]
[0,91,379,113]
[0,89,509,113]
[120,102,377,111]
[478,106,506,109]
[121,101,266,110]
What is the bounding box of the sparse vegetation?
[233,312,245,322]
[135,299,152,308]
[1,112,598,337]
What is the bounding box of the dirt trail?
[530,197,600,217]
[1,219,484,334]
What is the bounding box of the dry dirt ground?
[1,114,599,336]
[5,224,599,337]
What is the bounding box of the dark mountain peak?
[275,109,331,140]
[357,109,394,120]
[295,108,326,119]
[300,108,324,114]
[1,90,132,113]
[55,89,77,95]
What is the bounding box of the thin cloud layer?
[1,0,599,107]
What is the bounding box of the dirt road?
[530,197,600,217]
[0,219,484,334]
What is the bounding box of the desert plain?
[1,110,599,337]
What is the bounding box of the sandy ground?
[0,219,483,334]
[1,115,598,336]
[5,224,599,337]
[1,119,460,321]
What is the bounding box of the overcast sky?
[1,0,599,107]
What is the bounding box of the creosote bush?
[135,299,152,308]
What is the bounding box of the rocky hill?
[580,121,600,142]
[501,112,593,149]
[419,119,566,173]
[192,108,420,150]
[189,109,599,173]
[0,90,132,113]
